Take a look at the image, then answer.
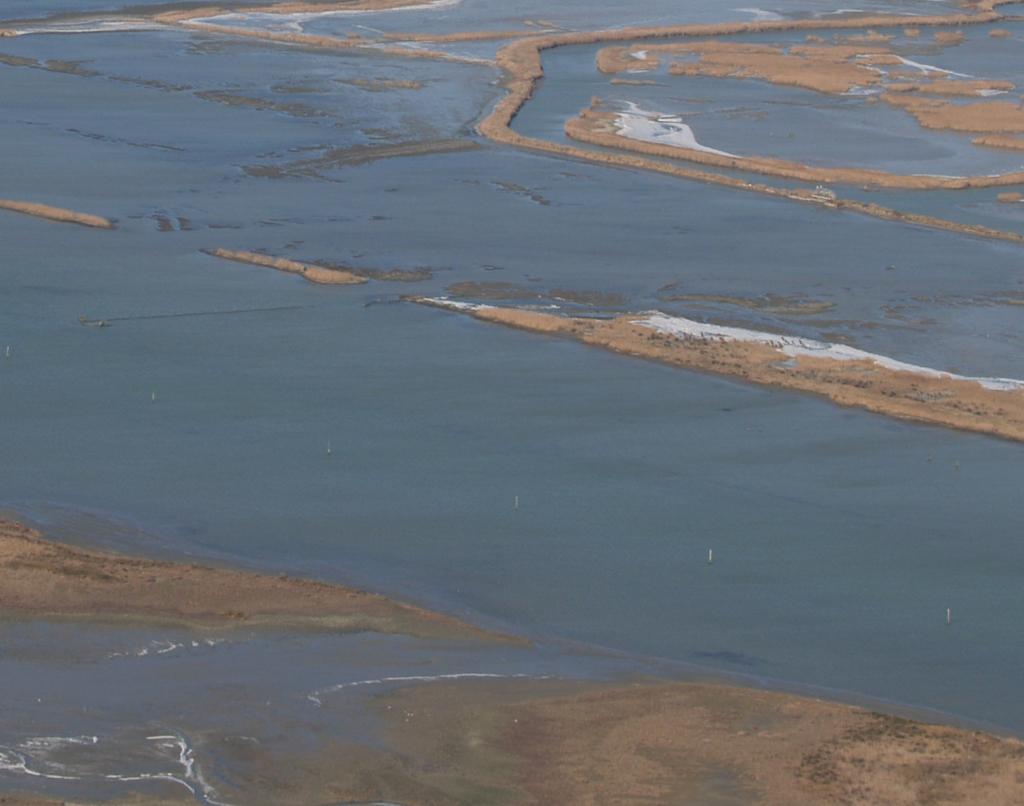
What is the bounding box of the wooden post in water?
[514,495,519,511]
[708,548,713,565]
[946,607,952,625]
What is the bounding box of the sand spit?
[974,134,1024,150]
[205,248,366,284]
[568,102,1024,190]
[0,518,503,640]
[0,200,113,229]
[886,78,1015,97]
[883,93,1024,133]
[414,298,1024,442]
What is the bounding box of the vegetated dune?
[412,298,1024,443]
[205,248,367,285]
[0,200,113,229]
[566,102,1024,190]
[0,518,506,641]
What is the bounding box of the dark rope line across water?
[78,305,311,326]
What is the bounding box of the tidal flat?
[3,0,1024,802]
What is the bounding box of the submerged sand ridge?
[0,200,113,229]
[0,518,504,640]
[413,298,1024,443]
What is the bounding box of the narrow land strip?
[0,518,506,641]
[413,298,1024,442]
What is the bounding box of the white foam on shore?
[614,102,740,157]
[0,732,229,804]
[420,298,1024,393]
[308,672,549,706]
[637,311,1024,391]
[897,57,972,78]
[7,18,162,36]
[199,0,463,30]
[734,7,785,21]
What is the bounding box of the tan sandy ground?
[413,299,1024,443]
[610,41,888,94]
[0,518,503,640]
[182,678,1024,805]
[935,29,966,45]
[204,248,367,285]
[974,134,1024,150]
[883,93,1024,133]
[886,78,1016,97]
[0,200,113,229]
[568,102,1024,190]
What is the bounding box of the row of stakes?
[145,388,955,626]
[513,498,956,625]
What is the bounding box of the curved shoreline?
[0,517,506,641]
[413,297,1024,443]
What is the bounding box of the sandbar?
[0,200,113,229]
[974,134,1024,150]
[205,248,367,285]
[0,518,500,640]
[413,298,1024,442]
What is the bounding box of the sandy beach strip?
[204,248,367,285]
[0,200,113,229]
[412,298,1024,443]
[0,518,507,641]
